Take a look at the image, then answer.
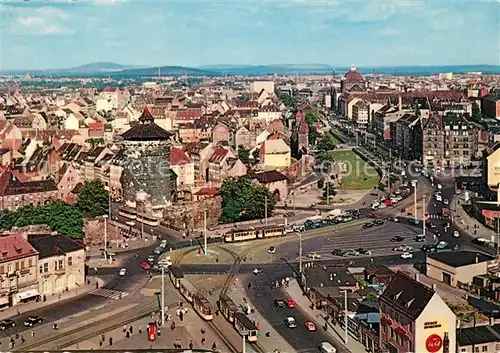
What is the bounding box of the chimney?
[415,273,420,282]
[432,283,437,291]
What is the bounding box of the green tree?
[251,148,260,162]
[317,132,337,152]
[219,178,275,224]
[279,94,296,108]
[0,209,17,231]
[472,102,482,122]
[39,201,85,238]
[309,128,319,145]
[76,180,109,218]
[322,182,337,200]
[237,146,251,165]
[305,111,318,126]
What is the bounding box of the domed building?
[341,67,366,93]
[117,106,177,214]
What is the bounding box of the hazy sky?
[0,0,498,69]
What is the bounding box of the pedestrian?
[212,342,217,350]
[201,337,206,345]
[125,331,130,339]
[17,308,20,316]
[101,334,105,342]
[201,328,205,335]
[96,282,99,289]
[123,324,127,333]
[189,340,194,349]
[109,337,113,346]
[139,325,143,334]
[129,325,133,334]
[99,340,103,347]
[21,335,25,344]
[31,330,34,338]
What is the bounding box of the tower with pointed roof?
[117,106,176,213]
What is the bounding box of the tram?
[169,266,184,289]
[234,311,258,342]
[193,293,213,321]
[118,207,137,220]
[137,213,159,227]
[179,278,198,303]
[218,294,238,323]
[224,224,286,243]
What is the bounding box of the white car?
[125,220,136,226]
[308,252,321,259]
[268,246,276,254]
[453,230,460,238]
[401,252,413,259]
[284,317,297,328]
[119,268,127,276]
[443,199,449,205]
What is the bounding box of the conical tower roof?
[121,106,171,141]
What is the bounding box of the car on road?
[373,220,385,226]
[356,248,371,255]
[147,255,155,263]
[118,268,127,276]
[125,220,136,226]
[331,249,345,256]
[274,299,286,308]
[153,247,162,254]
[305,321,317,332]
[401,252,413,259]
[362,222,374,229]
[0,319,16,330]
[343,249,359,257]
[285,317,297,328]
[391,236,405,242]
[24,316,43,327]
[308,252,321,259]
[428,223,437,229]
[140,261,151,270]
[268,246,276,254]
[285,298,296,308]
[444,199,449,205]
[453,230,460,238]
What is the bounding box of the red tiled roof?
[209,147,228,163]
[170,147,191,166]
[296,111,303,119]
[299,118,309,134]
[103,87,119,93]
[345,69,364,81]
[0,234,38,263]
[194,187,219,196]
[175,110,203,120]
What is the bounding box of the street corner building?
[117,106,177,213]
[379,271,456,353]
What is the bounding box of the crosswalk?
[427,214,450,220]
[89,288,129,300]
[297,223,426,260]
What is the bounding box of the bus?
[118,207,136,220]
[137,213,159,227]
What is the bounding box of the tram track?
[15,299,171,351]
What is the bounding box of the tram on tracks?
[179,278,198,303]
[224,224,286,243]
[169,266,184,289]
[234,311,258,342]
[218,294,238,323]
[193,293,214,321]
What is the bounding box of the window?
[39,266,43,274]
[55,260,64,271]
[7,264,13,273]
[482,346,488,352]
[68,257,73,266]
[475,347,479,353]
[43,263,48,273]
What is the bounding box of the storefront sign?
[423,319,449,353]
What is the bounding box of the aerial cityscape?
[0,1,499,353]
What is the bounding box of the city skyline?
[0,0,498,70]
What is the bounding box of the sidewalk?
[0,276,104,320]
[284,279,367,353]
[227,280,296,353]
[451,194,495,240]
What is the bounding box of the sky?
[0,0,498,70]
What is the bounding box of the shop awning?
[17,290,39,301]
[0,297,8,306]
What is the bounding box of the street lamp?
[411,180,418,223]
[103,215,108,262]
[341,290,348,344]
[203,209,208,255]
[161,266,165,326]
[423,194,426,237]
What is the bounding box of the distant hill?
[2,62,499,77]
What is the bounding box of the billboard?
[423,319,450,353]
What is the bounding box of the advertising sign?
[424,319,449,353]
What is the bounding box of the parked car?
[331,249,345,256]
[305,321,317,332]
[24,316,43,327]
[147,255,155,263]
[285,317,297,328]
[274,298,286,308]
[118,268,127,276]
[268,246,276,254]
[308,252,321,259]
[356,248,371,255]
[391,236,405,242]
[140,261,151,270]
[153,247,162,255]
[373,220,384,226]
[285,298,296,308]
[453,230,460,238]
[362,223,374,229]
[401,252,413,259]
[0,319,16,330]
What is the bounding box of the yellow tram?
[193,293,213,321]
[169,266,184,289]
[218,294,239,323]
[179,278,198,303]
[234,311,259,342]
[224,224,286,243]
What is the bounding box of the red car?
[140,261,151,270]
[305,321,317,332]
[285,298,296,308]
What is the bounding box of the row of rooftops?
[0,233,84,263]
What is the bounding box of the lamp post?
[103,215,108,262]
[204,209,208,255]
[299,231,303,284]
[242,335,246,353]
[161,266,165,326]
[423,194,426,237]
[265,196,268,225]
[411,180,418,223]
[342,290,348,344]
